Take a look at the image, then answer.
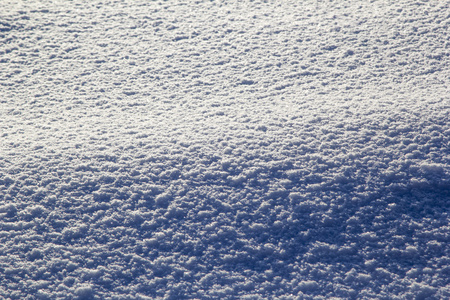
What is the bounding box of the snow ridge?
[1,0,449,299]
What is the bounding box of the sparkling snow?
[1,0,449,299]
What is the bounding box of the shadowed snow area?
[1,0,449,299]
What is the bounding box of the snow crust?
[1,0,449,299]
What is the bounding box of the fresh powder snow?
[0,0,449,299]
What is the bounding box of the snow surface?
[1,0,449,299]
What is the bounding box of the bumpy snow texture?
[1,0,449,299]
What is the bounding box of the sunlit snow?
[1,0,449,299]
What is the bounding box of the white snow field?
[1,0,449,299]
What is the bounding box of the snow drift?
[1,0,449,299]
